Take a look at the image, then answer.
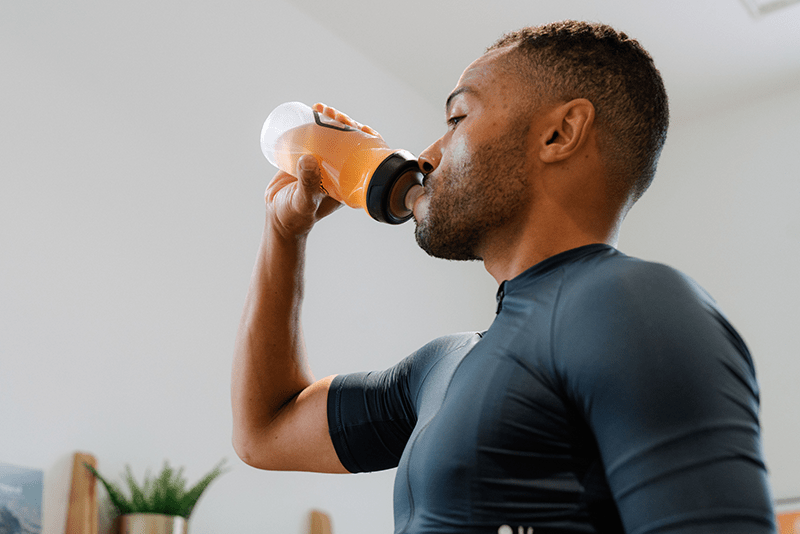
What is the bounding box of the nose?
[417,139,441,174]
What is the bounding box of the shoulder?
[338,332,482,401]
[399,332,482,397]
[551,251,757,411]
[408,332,483,368]
[551,251,755,392]
[555,252,717,328]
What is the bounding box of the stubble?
[414,123,531,261]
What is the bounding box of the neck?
[480,197,624,284]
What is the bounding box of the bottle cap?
[366,150,424,224]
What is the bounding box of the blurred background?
[2,0,799,532]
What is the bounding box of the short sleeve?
[554,261,775,534]
[327,361,416,473]
[327,332,480,474]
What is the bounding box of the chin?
[413,224,481,262]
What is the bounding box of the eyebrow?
[445,86,475,115]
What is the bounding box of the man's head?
[412,21,669,268]
[487,20,669,203]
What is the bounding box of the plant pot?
[116,513,188,534]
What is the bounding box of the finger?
[264,169,297,204]
[316,102,375,134]
[315,195,343,220]
[314,103,354,127]
[313,103,381,138]
[294,154,325,212]
[359,123,381,137]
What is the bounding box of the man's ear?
[539,98,595,163]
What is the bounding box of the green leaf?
[84,463,134,516]
[84,459,228,519]
[124,465,150,513]
[177,459,230,518]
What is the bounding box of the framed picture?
[0,462,43,534]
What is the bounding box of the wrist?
[264,209,313,246]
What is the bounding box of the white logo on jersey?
[498,526,534,534]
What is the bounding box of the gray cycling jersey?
[328,244,775,534]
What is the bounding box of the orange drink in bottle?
[261,102,423,224]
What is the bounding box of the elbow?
[231,429,279,471]
[232,429,263,469]
[231,435,251,466]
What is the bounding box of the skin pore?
[413,47,627,284]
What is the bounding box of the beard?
[414,127,531,261]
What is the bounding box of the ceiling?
[291,0,800,126]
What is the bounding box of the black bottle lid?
[366,150,424,224]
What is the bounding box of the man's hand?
[265,154,342,238]
[264,103,382,238]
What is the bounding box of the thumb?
[295,155,325,212]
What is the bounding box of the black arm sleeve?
[327,332,480,474]
[327,365,416,473]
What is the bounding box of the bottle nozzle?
[404,184,424,213]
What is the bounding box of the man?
[232,21,775,533]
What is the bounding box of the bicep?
[236,375,348,473]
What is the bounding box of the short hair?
[488,21,669,203]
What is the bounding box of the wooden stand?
[308,510,333,534]
[65,452,98,534]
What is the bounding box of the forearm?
[231,217,315,454]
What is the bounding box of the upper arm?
[327,369,416,473]
[233,375,348,473]
[557,263,775,533]
[325,335,474,473]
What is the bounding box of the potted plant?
[85,459,228,534]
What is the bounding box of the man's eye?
[447,116,465,128]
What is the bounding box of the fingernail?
[299,155,317,172]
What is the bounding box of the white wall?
[1,1,798,533]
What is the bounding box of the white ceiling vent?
[741,0,800,17]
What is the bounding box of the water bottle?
[260,102,423,224]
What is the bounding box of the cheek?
[443,134,471,173]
